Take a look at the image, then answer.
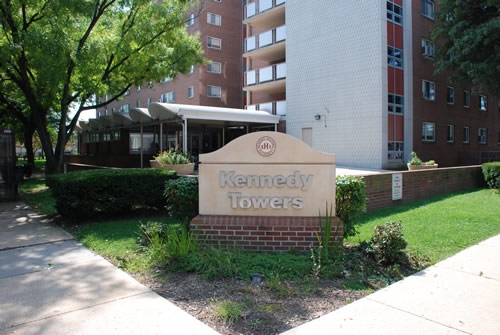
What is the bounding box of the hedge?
[46,168,176,220]
[482,162,500,190]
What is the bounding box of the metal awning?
[78,103,279,132]
[148,103,280,125]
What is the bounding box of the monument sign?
[192,131,340,252]
[198,131,336,217]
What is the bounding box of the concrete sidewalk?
[0,201,219,335]
[283,234,500,335]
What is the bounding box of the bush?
[164,176,199,222]
[336,175,367,238]
[46,168,176,220]
[366,221,408,266]
[482,162,500,190]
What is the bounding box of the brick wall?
[190,215,343,252]
[364,165,485,212]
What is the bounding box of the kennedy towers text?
[219,171,312,210]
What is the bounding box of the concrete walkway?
[283,234,500,335]
[0,201,219,335]
[1,200,499,334]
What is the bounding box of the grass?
[348,189,500,263]
[18,177,57,216]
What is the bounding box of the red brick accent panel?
[190,216,343,252]
[364,166,485,212]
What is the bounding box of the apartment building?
[243,0,499,169]
[76,0,499,170]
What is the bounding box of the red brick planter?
[190,215,343,252]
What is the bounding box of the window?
[479,95,487,111]
[388,46,403,68]
[147,97,153,105]
[207,36,221,49]
[162,77,171,83]
[463,126,470,143]
[421,39,435,57]
[189,65,194,75]
[207,85,221,98]
[478,128,487,144]
[447,125,455,142]
[422,80,435,100]
[161,91,175,103]
[188,13,194,26]
[137,85,141,92]
[388,94,404,114]
[187,86,194,99]
[124,88,130,96]
[119,104,130,113]
[447,87,454,104]
[387,1,403,25]
[147,80,153,88]
[422,0,435,20]
[136,100,140,108]
[207,62,222,74]
[207,13,221,26]
[422,122,436,142]
[463,91,470,108]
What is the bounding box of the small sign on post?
[392,173,403,200]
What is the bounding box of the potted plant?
[407,151,438,170]
[151,147,195,175]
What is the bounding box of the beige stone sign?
[198,131,336,217]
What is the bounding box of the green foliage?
[46,169,175,220]
[318,202,335,255]
[408,152,435,166]
[155,147,194,165]
[431,1,500,97]
[0,0,204,174]
[408,151,423,165]
[351,189,500,263]
[482,162,500,189]
[336,175,367,238]
[213,301,246,325]
[164,177,199,221]
[172,248,314,281]
[365,221,408,266]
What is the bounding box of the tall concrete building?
[243,0,499,169]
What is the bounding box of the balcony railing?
[246,0,286,19]
[246,25,286,52]
[247,100,287,117]
[246,62,286,86]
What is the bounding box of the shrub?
[482,162,500,190]
[366,221,408,266]
[164,176,199,222]
[155,147,193,165]
[336,175,367,238]
[46,168,175,220]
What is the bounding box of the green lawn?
[348,189,500,263]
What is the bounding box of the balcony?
[247,100,287,118]
[245,62,286,94]
[244,0,286,29]
[245,25,285,60]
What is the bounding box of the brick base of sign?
[190,215,343,252]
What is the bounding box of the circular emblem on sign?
[256,136,276,157]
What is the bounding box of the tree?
[0,0,203,174]
[431,0,500,98]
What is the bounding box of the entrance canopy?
[79,103,280,131]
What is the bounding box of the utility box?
[0,126,18,201]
